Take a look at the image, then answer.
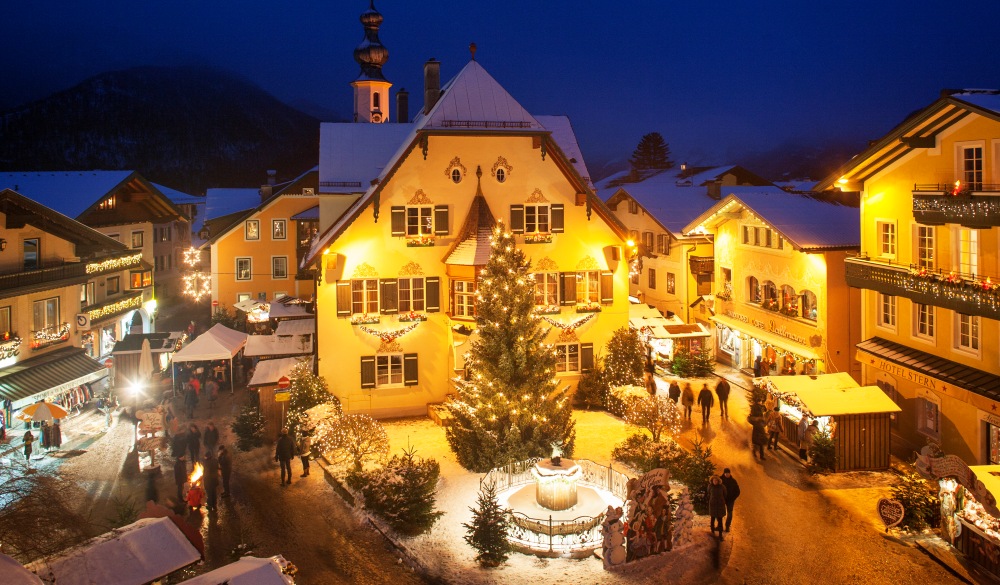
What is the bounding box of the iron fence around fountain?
[480,458,631,497]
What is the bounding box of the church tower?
[351,1,391,123]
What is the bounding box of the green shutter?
[336,280,352,316]
[600,271,614,304]
[434,205,449,235]
[425,277,440,312]
[360,356,376,389]
[391,206,405,237]
[560,272,576,306]
[380,279,398,314]
[581,343,594,373]
[551,204,564,233]
[510,205,525,234]
[404,353,418,386]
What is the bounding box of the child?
[186,481,205,512]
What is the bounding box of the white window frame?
[576,271,600,304]
[656,233,669,254]
[236,258,252,281]
[399,277,425,312]
[876,293,896,331]
[33,297,60,332]
[131,231,144,249]
[876,220,896,259]
[914,225,935,270]
[272,219,287,240]
[954,226,979,277]
[956,142,985,190]
[533,272,558,307]
[272,256,288,279]
[106,276,120,296]
[245,220,260,241]
[666,272,675,295]
[351,279,379,315]
[912,303,935,343]
[648,267,656,290]
[954,312,981,356]
[237,293,252,303]
[555,343,581,374]
[406,206,433,237]
[524,204,550,234]
[375,353,404,388]
[454,280,475,318]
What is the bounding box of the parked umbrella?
[139,338,155,383]
[16,401,70,422]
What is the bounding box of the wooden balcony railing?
[912,184,1000,228]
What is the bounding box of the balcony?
[689,255,714,275]
[912,183,1000,228]
[845,256,1000,320]
[0,251,144,298]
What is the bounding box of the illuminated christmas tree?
[285,362,341,438]
[446,223,576,472]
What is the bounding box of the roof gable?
[0,171,134,218]
[417,61,542,131]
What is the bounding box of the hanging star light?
[183,271,212,301]
[182,246,202,267]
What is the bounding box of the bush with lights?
[623,394,682,442]
[603,327,646,388]
[285,363,341,439]
[313,412,389,472]
[446,223,576,472]
[349,446,443,536]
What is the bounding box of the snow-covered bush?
[314,412,389,472]
[612,434,716,513]
[351,448,443,536]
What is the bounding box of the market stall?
[762,373,900,471]
[248,356,313,438]
[171,324,247,392]
[111,332,184,389]
[925,457,1000,579]
[629,303,710,361]
[179,555,296,584]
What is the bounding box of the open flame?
[189,462,203,484]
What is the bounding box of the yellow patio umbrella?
[16,401,70,422]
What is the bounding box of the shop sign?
[136,437,162,453]
[928,455,1000,518]
[856,350,941,392]
[981,411,1000,429]
[876,498,904,532]
[138,411,164,432]
[722,310,808,346]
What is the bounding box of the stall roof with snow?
[244,333,313,358]
[249,357,313,387]
[178,556,294,585]
[268,295,313,320]
[628,303,709,340]
[275,318,315,336]
[25,517,200,585]
[765,373,900,416]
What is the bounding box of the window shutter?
[434,205,449,235]
[560,272,577,306]
[551,204,565,233]
[360,356,376,389]
[336,281,352,316]
[380,278,398,314]
[581,343,595,373]
[510,205,525,234]
[600,271,614,304]
[390,206,405,237]
[425,277,440,312]
[404,353,418,386]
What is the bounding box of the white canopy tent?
[171,324,248,391]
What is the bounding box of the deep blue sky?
[6,1,1000,176]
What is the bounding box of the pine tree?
[355,447,443,535]
[464,481,513,567]
[603,327,645,387]
[629,132,673,172]
[285,362,341,438]
[446,224,576,472]
[691,344,716,377]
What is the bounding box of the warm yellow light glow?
[626,239,635,248]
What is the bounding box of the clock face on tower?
[371,112,382,123]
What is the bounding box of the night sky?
[6,1,1000,175]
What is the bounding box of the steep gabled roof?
[683,187,860,251]
[416,60,542,130]
[444,173,497,266]
[318,123,415,193]
[815,89,1000,191]
[0,188,129,259]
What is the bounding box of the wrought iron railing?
[845,256,1000,319]
[913,183,1000,192]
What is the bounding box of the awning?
[0,347,109,409]
[710,314,820,361]
[275,318,315,336]
[248,357,312,387]
[172,324,247,363]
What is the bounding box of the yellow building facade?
[308,61,630,419]
[816,90,1000,464]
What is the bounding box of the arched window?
[747,276,761,303]
[781,285,798,316]
[762,281,778,310]
[800,290,818,321]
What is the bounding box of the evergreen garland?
[464,481,513,567]
[446,223,576,472]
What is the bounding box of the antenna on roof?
[470,42,477,61]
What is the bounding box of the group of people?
[748,406,820,462]
[707,468,741,540]
[275,427,313,486]
[664,378,731,424]
[181,372,222,419]
[170,421,232,513]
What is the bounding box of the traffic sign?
[278,376,291,389]
[274,390,290,402]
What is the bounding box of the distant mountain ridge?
[0,65,321,194]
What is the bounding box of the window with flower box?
[33,297,59,332]
[399,277,425,312]
[534,272,559,310]
[510,204,563,235]
[391,205,450,240]
[351,279,379,315]
[558,271,613,310]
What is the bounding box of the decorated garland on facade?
[359,322,421,352]
[540,312,596,332]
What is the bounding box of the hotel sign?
[723,309,809,346]
[856,349,941,392]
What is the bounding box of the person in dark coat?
[23,430,34,462]
[720,468,741,532]
[750,415,768,461]
[715,379,731,420]
[753,355,763,378]
[51,421,62,449]
[275,428,295,486]
[681,384,695,420]
[173,455,188,502]
[202,452,220,511]
[145,469,159,504]
[707,475,728,540]
[184,385,198,419]
[171,430,188,459]
[668,380,681,403]
[697,383,714,424]
[203,422,219,453]
[187,424,201,463]
[218,445,232,496]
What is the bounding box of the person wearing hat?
[720,468,741,532]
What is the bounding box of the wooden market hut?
[110,332,183,389]
[248,356,313,439]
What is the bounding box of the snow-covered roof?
[0,554,43,585]
[774,180,819,193]
[0,171,134,218]
[205,188,259,220]
[444,191,496,266]
[415,60,543,131]
[269,295,313,320]
[536,115,592,188]
[765,373,901,416]
[275,318,315,336]
[153,183,202,205]
[179,556,295,585]
[318,123,414,193]
[244,332,313,358]
[685,187,860,250]
[248,357,312,387]
[951,90,1000,115]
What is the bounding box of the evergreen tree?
[446,224,576,472]
[230,403,266,451]
[464,481,513,567]
[691,344,716,377]
[354,447,443,535]
[285,362,341,438]
[603,327,646,387]
[629,132,674,172]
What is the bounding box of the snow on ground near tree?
[381,410,723,585]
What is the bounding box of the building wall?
[857,111,1000,463]
[315,133,629,419]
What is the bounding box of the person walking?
[750,415,768,461]
[766,406,783,450]
[800,419,820,461]
[202,452,220,511]
[23,430,34,462]
[171,428,188,459]
[205,376,219,411]
[173,455,188,502]
[643,357,657,396]
[218,445,232,497]
[715,379,731,420]
[668,380,681,403]
[184,384,198,419]
[720,468,741,532]
[203,421,219,453]
[697,383,714,424]
[707,475,728,540]
[298,431,313,477]
[187,424,202,463]
[275,428,295,486]
[681,383,695,420]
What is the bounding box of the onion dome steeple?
[353,1,389,81]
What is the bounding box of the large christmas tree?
[446,224,576,472]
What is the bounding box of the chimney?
[396,88,409,123]
[267,170,277,186]
[424,59,441,115]
[260,170,277,202]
